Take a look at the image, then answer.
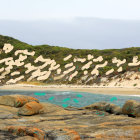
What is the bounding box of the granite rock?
[0,95,39,107]
[18,101,44,116]
[82,102,122,115]
[0,95,140,139]
[122,100,140,117]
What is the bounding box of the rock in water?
[122,100,140,117]
[82,102,122,115]
[18,101,44,116]
[82,102,109,110]
[0,95,39,107]
[105,103,122,115]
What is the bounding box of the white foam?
[128,95,140,97]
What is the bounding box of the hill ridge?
[0,34,140,86]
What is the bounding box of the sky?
[1,0,140,20]
[0,0,140,49]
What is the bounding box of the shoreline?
[0,84,140,96]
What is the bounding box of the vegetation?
[0,34,140,85]
[133,83,137,87]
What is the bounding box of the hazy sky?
[1,0,140,20]
[0,0,140,49]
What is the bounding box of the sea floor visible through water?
[0,90,140,108]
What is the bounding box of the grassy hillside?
[0,34,140,85]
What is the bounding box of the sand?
[0,84,140,96]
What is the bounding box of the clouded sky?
[0,0,140,49]
[1,0,140,20]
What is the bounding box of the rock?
[122,100,140,117]
[95,126,140,139]
[0,95,39,107]
[18,101,44,116]
[82,102,109,110]
[6,126,45,140]
[105,103,122,115]
[0,111,15,119]
[5,126,79,140]
[82,102,122,115]
[0,100,140,140]
[0,104,19,118]
[15,136,38,140]
[64,106,84,111]
[0,130,20,140]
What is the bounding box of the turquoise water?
[0,90,140,108]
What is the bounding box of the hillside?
[0,34,140,86]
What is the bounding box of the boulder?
[82,102,109,110]
[105,104,122,115]
[6,126,45,140]
[0,95,39,107]
[18,101,44,116]
[122,100,140,117]
[82,102,122,115]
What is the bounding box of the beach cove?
[1,84,140,95]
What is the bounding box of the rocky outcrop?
[0,95,39,107]
[6,126,45,140]
[3,126,80,140]
[105,103,122,115]
[18,101,44,116]
[0,95,44,116]
[95,126,140,139]
[122,100,140,117]
[82,101,122,115]
[0,95,140,139]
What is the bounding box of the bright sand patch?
[0,84,140,96]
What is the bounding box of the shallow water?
[0,90,140,108]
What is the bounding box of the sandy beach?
[0,84,140,96]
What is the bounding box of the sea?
[0,90,140,108]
